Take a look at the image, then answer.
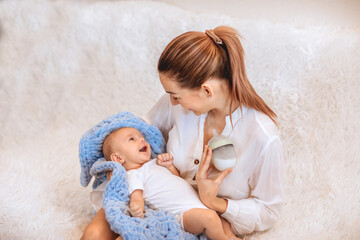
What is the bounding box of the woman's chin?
[190,109,202,116]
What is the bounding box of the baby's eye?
[129,137,135,141]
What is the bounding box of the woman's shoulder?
[237,107,280,144]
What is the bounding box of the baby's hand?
[156,153,174,169]
[129,202,144,218]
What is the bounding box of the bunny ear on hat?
[79,111,165,188]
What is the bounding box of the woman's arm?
[197,139,285,235]
[195,146,232,213]
[222,138,284,234]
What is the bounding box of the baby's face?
[110,127,151,165]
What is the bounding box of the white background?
[148,0,360,28]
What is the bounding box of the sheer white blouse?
[143,94,285,235]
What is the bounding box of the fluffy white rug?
[0,1,359,239]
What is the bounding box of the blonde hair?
[158,25,277,126]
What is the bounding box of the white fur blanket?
[0,1,359,239]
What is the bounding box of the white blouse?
[144,94,285,235]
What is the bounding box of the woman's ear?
[110,153,125,164]
[201,82,214,98]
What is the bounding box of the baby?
[102,126,241,240]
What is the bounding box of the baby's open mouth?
[139,146,147,152]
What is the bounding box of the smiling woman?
[148,25,285,236]
[157,26,278,126]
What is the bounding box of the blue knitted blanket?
[80,112,207,239]
[90,158,206,239]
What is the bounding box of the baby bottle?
[207,129,237,171]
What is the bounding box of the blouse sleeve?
[221,136,285,234]
[142,93,174,142]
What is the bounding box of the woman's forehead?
[159,73,178,90]
[160,73,198,95]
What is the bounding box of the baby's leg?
[220,217,242,240]
[183,208,228,240]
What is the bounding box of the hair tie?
[205,29,223,45]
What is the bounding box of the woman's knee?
[81,224,119,240]
[81,224,104,240]
[81,209,118,240]
[81,223,120,240]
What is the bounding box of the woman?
[81,25,284,239]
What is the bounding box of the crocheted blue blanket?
[80,112,207,239]
[90,158,206,239]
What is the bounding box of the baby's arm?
[129,190,145,218]
[156,153,180,176]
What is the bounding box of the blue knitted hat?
[79,111,165,188]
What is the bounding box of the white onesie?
[90,159,207,226]
[127,159,207,226]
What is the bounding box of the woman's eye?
[172,96,179,101]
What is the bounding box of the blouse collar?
[226,105,247,123]
[200,105,248,135]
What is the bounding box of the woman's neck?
[209,91,239,119]
[203,91,238,138]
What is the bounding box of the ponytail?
[158,25,278,126]
[213,26,278,126]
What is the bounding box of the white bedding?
[0,1,359,239]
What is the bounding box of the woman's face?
[159,73,211,116]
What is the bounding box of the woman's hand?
[196,145,232,213]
